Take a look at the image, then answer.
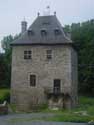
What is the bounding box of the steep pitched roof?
[11,15,72,45]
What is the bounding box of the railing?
[53,87,61,94]
[44,87,72,95]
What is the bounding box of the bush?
[0,89,10,104]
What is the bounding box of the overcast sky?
[0,0,94,50]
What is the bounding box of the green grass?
[44,110,94,123]
[78,96,94,115]
[41,96,94,123]
[0,89,94,123]
[0,88,10,103]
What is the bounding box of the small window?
[41,30,47,36]
[24,50,32,59]
[30,75,36,87]
[28,30,34,36]
[46,50,52,59]
[54,29,61,35]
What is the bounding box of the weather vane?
[46,5,50,15]
[43,5,50,16]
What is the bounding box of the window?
[24,50,32,59]
[30,75,36,87]
[41,29,47,36]
[28,30,34,36]
[54,79,61,94]
[46,50,52,59]
[54,29,61,35]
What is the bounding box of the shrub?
[0,89,10,104]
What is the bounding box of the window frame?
[46,50,52,60]
[53,79,61,94]
[28,30,34,36]
[30,75,36,87]
[54,29,62,36]
[24,50,32,60]
[41,29,47,37]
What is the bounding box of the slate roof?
[11,15,72,45]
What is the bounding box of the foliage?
[0,54,7,87]
[78,96,94,115]
[64,20,94,96]
[10,104,17,113]
[0,34,20,88]
[0,89,93,123]
[41,96,94,123]
[47,114,93,123]
[0,89,10,103]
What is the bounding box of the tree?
[71,20,94,96]
[1,34,20,88]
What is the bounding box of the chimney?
[21,19,27,34]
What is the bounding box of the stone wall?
[11,45,78,110]
[11,88,46,111]
[71,48,78,107]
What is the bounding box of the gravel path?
[0,113,87,125]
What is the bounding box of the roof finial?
[23,17,26,22]
[37,12,40,17]
[43,6,50,16]
[54,11,56,16]
[46,5,50,15]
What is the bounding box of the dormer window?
[41,29,47,36]
[54,28,61,35]
[28,30,34,36]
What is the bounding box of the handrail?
[44,87,72,94]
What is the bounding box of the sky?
[0,0,94,51]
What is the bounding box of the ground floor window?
[53,79,61,93]
[30,75,36,87]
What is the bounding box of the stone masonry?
[11,14,78,111]
[11,45,78,111]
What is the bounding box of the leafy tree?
[71,20,94,96]
[64,20,94,96]
[0,34,19,88]
[0,54,6,88]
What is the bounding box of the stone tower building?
[11,13,78,111]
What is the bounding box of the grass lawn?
[0,88,94,123]
[41,96,94,123]
[0,88,10,103]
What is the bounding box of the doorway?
[53,79,61,94]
